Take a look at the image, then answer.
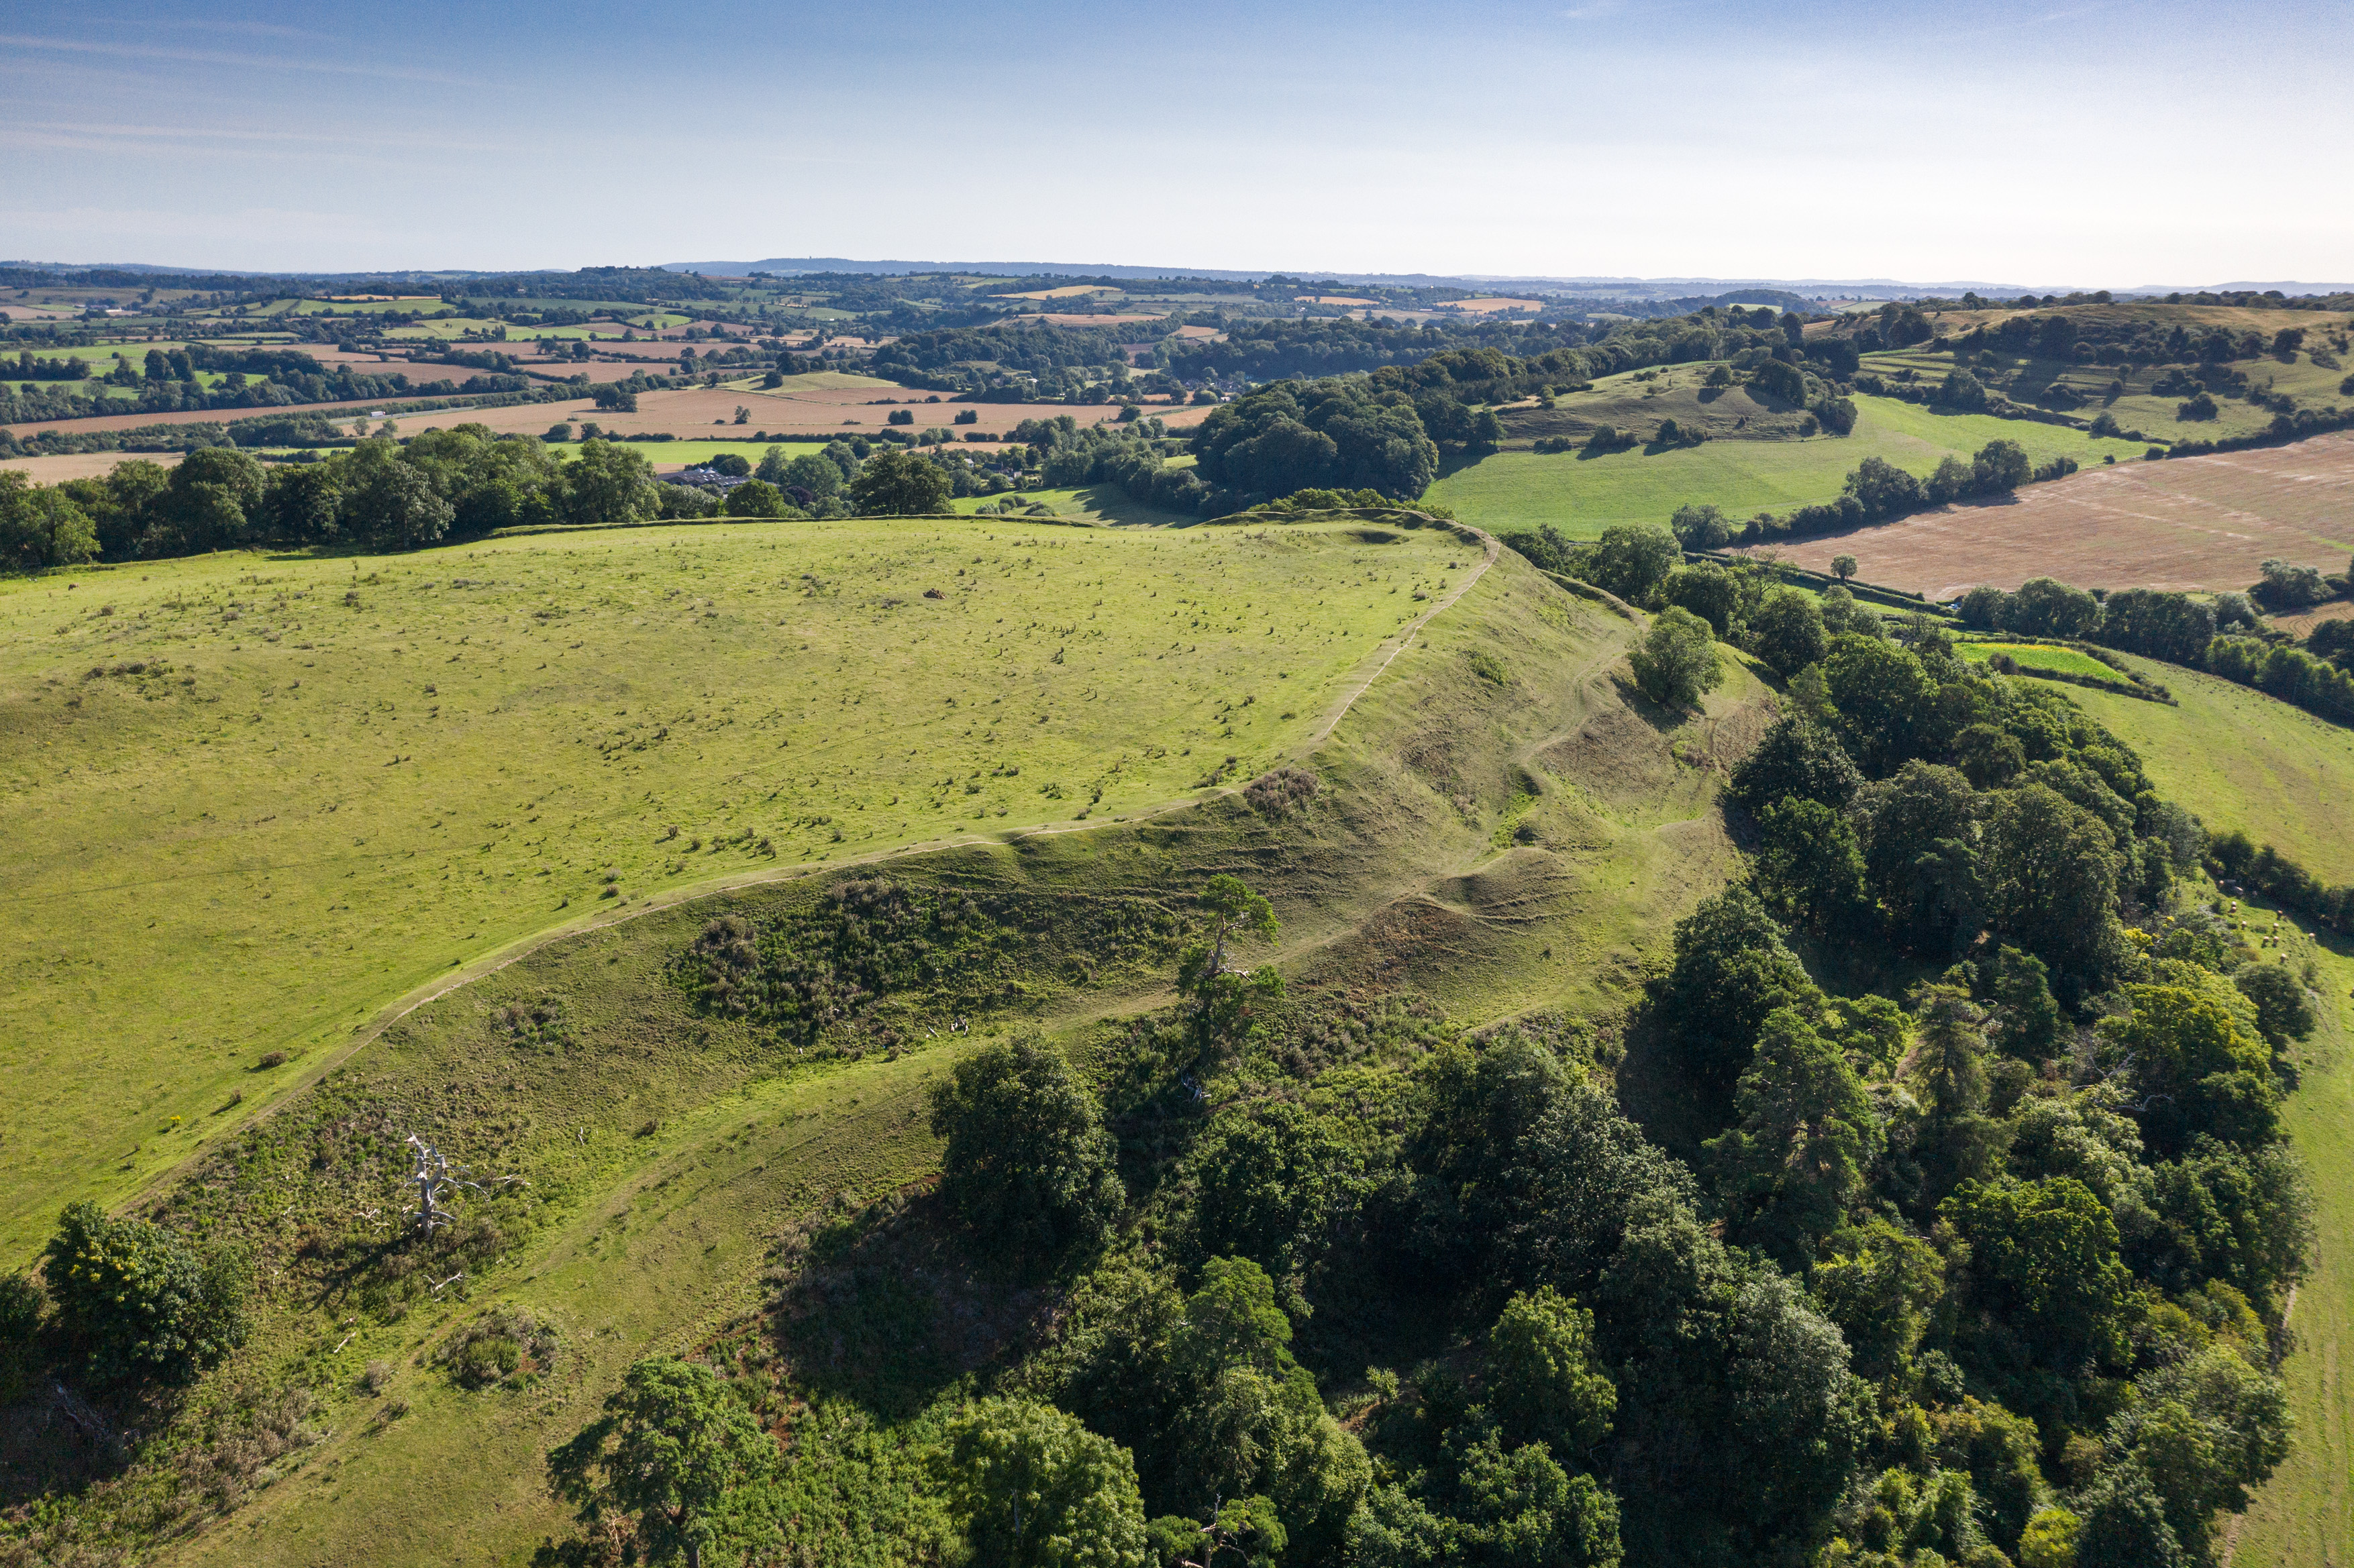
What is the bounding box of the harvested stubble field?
[2270,599,2354,635]
[0,450,188,482]
[1731,429,2354,600]
[419,380,1210,442]
[0,515,1473,1258]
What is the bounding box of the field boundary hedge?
[2208,831,2354,929]
[2165,403,2354,458]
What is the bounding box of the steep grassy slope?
[0,517,1476,1259]
[2064,656,2354,884]
[1427,394,2146,535]
[108,545,1776,1568]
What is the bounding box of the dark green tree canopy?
[1727,715,1861,813]
[547,1356,777,1568]
[1629,605,1723,711]
[848,448,954,515]
[929,1035,1125,1267]
[1190,379,1438,502]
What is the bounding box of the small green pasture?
[388,319,635,342]
[1498,364,1816,443]
[1862,345,2351,445]
[286,297,456,317]
[8,342,197,365]
[1953,640,2116,678]
[0,517,1465,1259]
[1425,395,2149,535]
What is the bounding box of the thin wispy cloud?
[143,17,344,43]
[0,119,511,154]
[0,33,484,87]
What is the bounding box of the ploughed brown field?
[1735,430,2354,600]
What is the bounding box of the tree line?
[1956,566,2354,728]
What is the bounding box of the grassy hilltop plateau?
[3,264,2353,1568]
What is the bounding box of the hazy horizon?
[5,0,2351,281]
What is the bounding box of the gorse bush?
[41,1201,249,1386]
[672,881,1180,1055]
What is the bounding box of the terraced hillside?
[0,515,1486,1258]
[16,539,1774,1567]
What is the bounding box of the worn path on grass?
[140,516,1504,1204]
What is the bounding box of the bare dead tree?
[401,1134,525,1237]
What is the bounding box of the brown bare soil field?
[1440,297,1541,313]
[1007,284,1120,300]
[0,450,186,482]
[1733,431,2354,600]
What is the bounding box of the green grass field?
[1953,640,2117,678]
[387,319,624,342]
[284,297,454,317]
[953,484,1196,527]
[0,517,1474,1260]
[1425,394,2150,535]
[9,342,197,364]
[1498,363,1817,443]
[2068,657,2354,884]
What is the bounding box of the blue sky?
[2,0,2347,284]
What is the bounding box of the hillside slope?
[2065,655,2354,884]
[130,543,1773,1568]
[0,515,1478,1258]
[1429,393,2145,535]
